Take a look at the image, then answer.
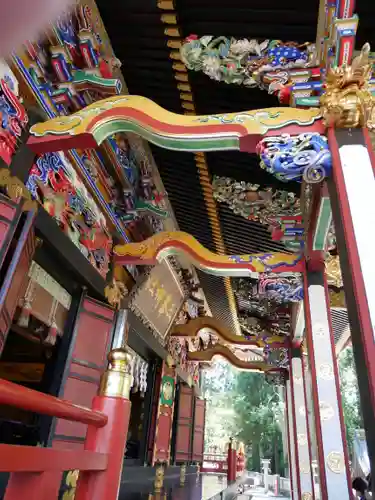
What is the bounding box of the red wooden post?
[5,471,61,500]
[227,439,237,482]
[327,128,375,492]
[75,348,132,500]
[230,448,237,482]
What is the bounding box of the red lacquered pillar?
[327,127,375,495]
[227,439,237,482]
[75,349,132,500]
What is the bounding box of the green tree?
[232,371,285,474]
[202,361,285,473]
[202,361,237,450]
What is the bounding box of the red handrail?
[0,444,107,472]
[0,379,107,427]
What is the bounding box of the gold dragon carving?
[104,278,128,309]
[325,255,343,288]
[320,43,375,129]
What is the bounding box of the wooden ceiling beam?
[158,0,242,334]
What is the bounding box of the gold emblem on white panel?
[313,323,326,337]
[318,363,334,380]
[297,433,308,446]
[294,375,303,385]
[319,402,334,421]
[326,451,345,474]
[302,493,313,500]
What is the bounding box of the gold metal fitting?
[180,463,187,485]
[99,348,132,399]
[154,463,165,492]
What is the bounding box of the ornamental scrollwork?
[257,133,332,184]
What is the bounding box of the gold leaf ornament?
[321,43,375,129]
[104,278,128,309]
[0,168,37,211]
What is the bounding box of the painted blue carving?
[258,272,304,303]
[55,15,79,55]
[268,44,308,66]
[257,133,332,184]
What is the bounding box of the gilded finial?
[154,463,165,492]
[166,354,175,368]
[99,348,132,398]
[180,463,187,485]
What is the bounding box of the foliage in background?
[202,360,237,451]
[202,360,285,474]
[338,346,363,459]
[233,371,285,474]
[202,347,363,474]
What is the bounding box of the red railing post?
[5,471,61,500]
[75,348,132,500]
[227,438,237,482]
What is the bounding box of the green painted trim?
[93,120,239,152]
[73,70,122,91]
[295,97,320,107]
[313,197,332,251]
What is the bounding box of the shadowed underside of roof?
[96,0,375,332]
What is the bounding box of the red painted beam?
[0,379,107,427]
[0,444,107,472]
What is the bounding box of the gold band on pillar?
[99,348,132,399]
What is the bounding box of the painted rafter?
[27,95,323,155]
[112,231,304,275]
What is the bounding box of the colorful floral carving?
[26,151,112,277]
[257,133,332,183]
[180,35,315,98]
[212,176,300,223]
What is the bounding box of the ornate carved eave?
[172,315,288,347]
[186,344,281,372]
